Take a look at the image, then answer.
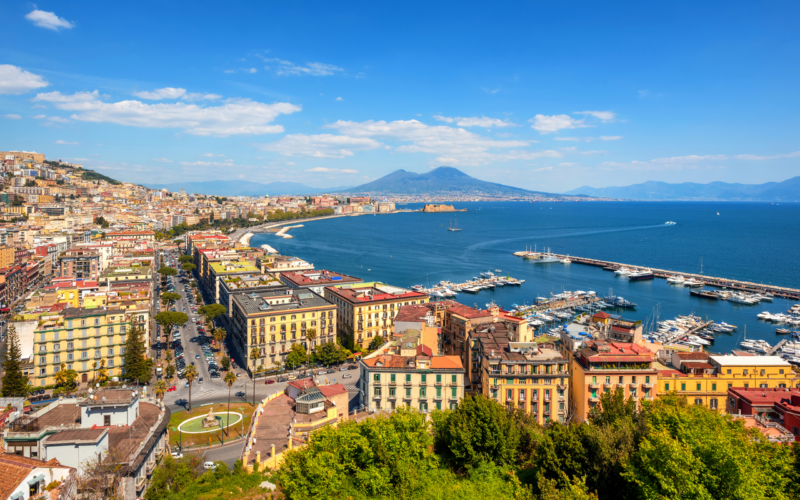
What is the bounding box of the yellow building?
[324,282,429,351]
[33,307,149,387]
[658,354,799,412]
[477,331,569,424]
[570,340,658,422]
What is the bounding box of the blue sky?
[1,1,799,192]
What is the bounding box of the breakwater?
[547,254,800,300]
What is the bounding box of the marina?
[412,271,524,297]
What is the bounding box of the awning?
[27,473,45,485]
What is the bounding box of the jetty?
[769,339,788,356]
[537,253,800,300]
[660,320,714,345]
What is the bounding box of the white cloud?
[47,116,71,123]
[559,162,577,167]
[262,58,344,76]
[181,92,222,101]
[246,68,257,74]
[32,114,46,119]
[482,87,500,94]
[54,140,80,145]
[258,134,382,158]
[152,158,173,163]
[434,115,515,128]
[575,110,616,122]
[324,119,558,166]
[201,153,225,157]
[223,69,236,74]
[33,91,301,136]
[554,136,623,142]
[180,159,234,166]
[638,90,650,98]
[553,137,580,142]
[0,65,49,95]
[530,114,589,134]
[336,97,343,101]
[532,166,554,172]
[25,9,74,31]
[600,151,800,171]
[600,136,622,141]
[306,167,359,174]
[132,87,187,100]
[733,151,800,160]
[3,114,22,120]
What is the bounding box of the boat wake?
[465,224,670,253]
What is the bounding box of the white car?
[171,452,183,459]
[203,461,217,470]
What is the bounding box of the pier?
[660,320,714,346]
[541,254,800,300]
[768,339,788,356]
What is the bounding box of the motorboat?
[667,275,686,285]
[682,278,704,288]
[614,267,631,276]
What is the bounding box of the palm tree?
[249,347,260,406]
[213,327,227,351]
[306,327,317,351]
[91,361,98,383]
[97,359,108,384]
[184,364,198,411]
[154,380,167,401]
[223,371,237,437]
[55,363,68,387]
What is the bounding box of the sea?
[250,201,800,354]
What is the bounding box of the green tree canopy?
[1,326,29,397]
[155,311,189,336]
[368,334,385,351]
[158,266,177,276]
[285,343,308,370]
[181,263,196,272]
[315,341,347,367]
[198,304,226,321]
[178,255,194,264]
[123,323,153,384]
[160,292,181,304]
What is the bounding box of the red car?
[265,379,275,385]
[167,386,177,392]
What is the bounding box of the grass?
[168,401,256,449]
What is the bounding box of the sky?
[1,1,799,193]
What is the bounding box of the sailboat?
[448,215,462,232]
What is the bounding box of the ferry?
[628,269,655,281]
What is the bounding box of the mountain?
[342,167,563,197]
[565,176,800,201]
[145,180,353,197]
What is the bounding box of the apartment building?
[279,269,363,295]
[323,282,429,351]
[59,250,100,281]
[571,340,658,422]
[33,307,148,386]
[229,289,337,373]
[658,354,799,411]
[478,333,569,424]
[360,334,465,413]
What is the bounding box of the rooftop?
[209,260,259,274]
[232,289,333,315]
[327,283,426,303]
[280,269,363,287]
[709,355,791,367]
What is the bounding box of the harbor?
[412,271,525,298]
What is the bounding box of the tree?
[224,371,237,437]
[155,311,188,340]
[154,380,167,401]
[165,364,175,382]
[432,394,521,470]
[95,216,110,228]
[285,343,308,370]
[249,347,260,405]
[315,341,347,367]
[184,364,198,411]
[123,324,153,384]
[96,359,108,384]
[198,304,226,323]
[182,263,196,272]
[161,292,181,305]
[368,334,385,351]
[1,325,28,397]
[212,327,227,349]
[178,255,193,264]
[221,356,231,371]
[306,327,317,348]
[158,266,177,277]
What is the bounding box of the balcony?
[589,396,600,403]
[642,383,654,389]
[136,476,147,491]
[389,380,396,386]
[588,383,601,389]
[448,381,459,387]
[146,460,155,474]
[404,380,412,386]
[434,380,443,386]
[419,381,427,386]
[603,382,612,389]
[434,394,443,401]
[629,383,639,389]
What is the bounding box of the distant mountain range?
[145,180,354,197]
[342,167,563,197]
[565,176,800,201]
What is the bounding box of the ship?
[628,269,655,281]
[448,216,462,232]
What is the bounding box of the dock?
[543,254,800,300]
[768,339,788,356]
[660,320,713,346]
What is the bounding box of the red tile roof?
[318,384,348,397]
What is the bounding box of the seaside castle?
[422,204,463,212]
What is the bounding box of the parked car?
[317,370,328,375]
[265,379,275,385]
[171,452,184,459]
[203,461,217,470]
[339,366,348,371]
[348,365,358,370]
[342,373,353,379]
[199,377,203,384]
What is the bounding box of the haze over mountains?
[145,180,354,197]
[344,167,561,196]
[566,176,800,201]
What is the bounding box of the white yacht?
[614,267,631,276]
[682,278,704,288]
[667,275,686,285]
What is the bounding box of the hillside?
[145,180,353,197]
[344,166,563,197]
[566,176,800,201]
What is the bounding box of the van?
[203,461,217,470]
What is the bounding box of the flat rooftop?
[280,269,363,287]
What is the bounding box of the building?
[571,340,658,422]
[359,332,465,413]
[229,289,336,373]
[0,150,46,163]
[206,260,260,301]
[657,354,799,412]
[726,387,800,442]
[477,331,569,424]
[279,269,363,295]
[0,454,75,500]
[0,245,15,268]
[4,389,169,499]
[59,250,100,281]
[217,273,286,323]
[323,282,429,350]
[33,307,149,387]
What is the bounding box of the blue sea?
[251,201,800,354]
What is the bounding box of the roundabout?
[177,411,243,434]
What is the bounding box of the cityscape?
[1,2,800,500]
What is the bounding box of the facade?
[229,289,337,372]
[726,387,800,442]
[59,250,100,281]
[0,454,75,500]
[658,354,799,411]
[33,307,148,386]
[571,340,658,422]
[279,269,363,295]
[360,335,465,413]
[478,333,569,424]
[324,282,429,350]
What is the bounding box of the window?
[405,374,411,382]
[373,387,381,397]
[665,383,670,391]
[53,354,60,363]
[592,376,596,383]
[451,387,457,398]
[694,398,703,406]
[436,374,442,383]
[696,383,701,391]
[619,376,623,384]
[712,383,717,391]
[420,387,426,398]
[506,389,513,400]
[405,388,411,397]
[645,376,650,383]
[39,356,46,365]
[104,415,111,426]
[681,383,686,391]
[373,373,380,382]
[108,348,114,356]
[632,376,637,383]
[436,387,441,398]
[451,374,457,384]
[780,369,785,374]
[421,374,427,384]
[743,369,749,376]
[390,373,396,382]
[81,351,88,359]
[107,327,114,334]
[710,399,718,410]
